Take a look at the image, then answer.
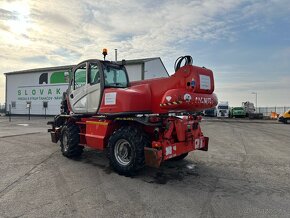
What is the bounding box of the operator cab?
[68,59,129,114]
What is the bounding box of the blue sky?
[0,0,289,106]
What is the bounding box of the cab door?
[69,62,88,113]
[86,62,102,113]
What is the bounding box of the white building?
[4,57,168,115]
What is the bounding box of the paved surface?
[0,116,290,217]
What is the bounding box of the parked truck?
[48,54,218,175]
[242,101,255,117]
[230,107,246,118]
[217,101,229,117]
[204,107,217,117]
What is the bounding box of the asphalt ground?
[0,116,289,218]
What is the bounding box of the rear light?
[152,141,162,148]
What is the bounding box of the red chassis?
[50,114,208,168]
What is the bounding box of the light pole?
[251,92,257,113]
[115,49,117,62]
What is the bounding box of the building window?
[11,101,16,108]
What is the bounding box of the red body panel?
[76,115,208,166]
[77,118,114,150]
[99,65,217,114]
[157,116,208,160]
[99,84,152,114]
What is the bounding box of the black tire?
[107,126,149,175]
[169,152,188,161]
[54,115,65,127]
[60,123,84,158]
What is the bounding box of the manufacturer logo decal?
[166,96,172,102]
[184,93,192,102]
[194,97,213,104]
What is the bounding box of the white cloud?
[0,0,261,72]
[0,0,290,105]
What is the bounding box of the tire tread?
[60,122,83,158]
[107,126,149,175]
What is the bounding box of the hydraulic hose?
[174,55,193,72]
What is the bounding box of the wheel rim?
[62,133,69,152]
[114,139,133,166]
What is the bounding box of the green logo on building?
[17,71,69,102]
[39,71,68,84]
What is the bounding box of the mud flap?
[144,147,162,168]
[49,128,61,143]
[199,137,209,151]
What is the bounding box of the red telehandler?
[48,54,218,175]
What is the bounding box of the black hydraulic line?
[174,55,193,72]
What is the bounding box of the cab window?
[218,105,228,110]
[89,63,100,84]
[103,64,128,88]
[74,64,86,89]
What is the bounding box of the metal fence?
[257,106,290,117]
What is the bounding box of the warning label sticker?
[200,75,211,90]
[105,92,117,105]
